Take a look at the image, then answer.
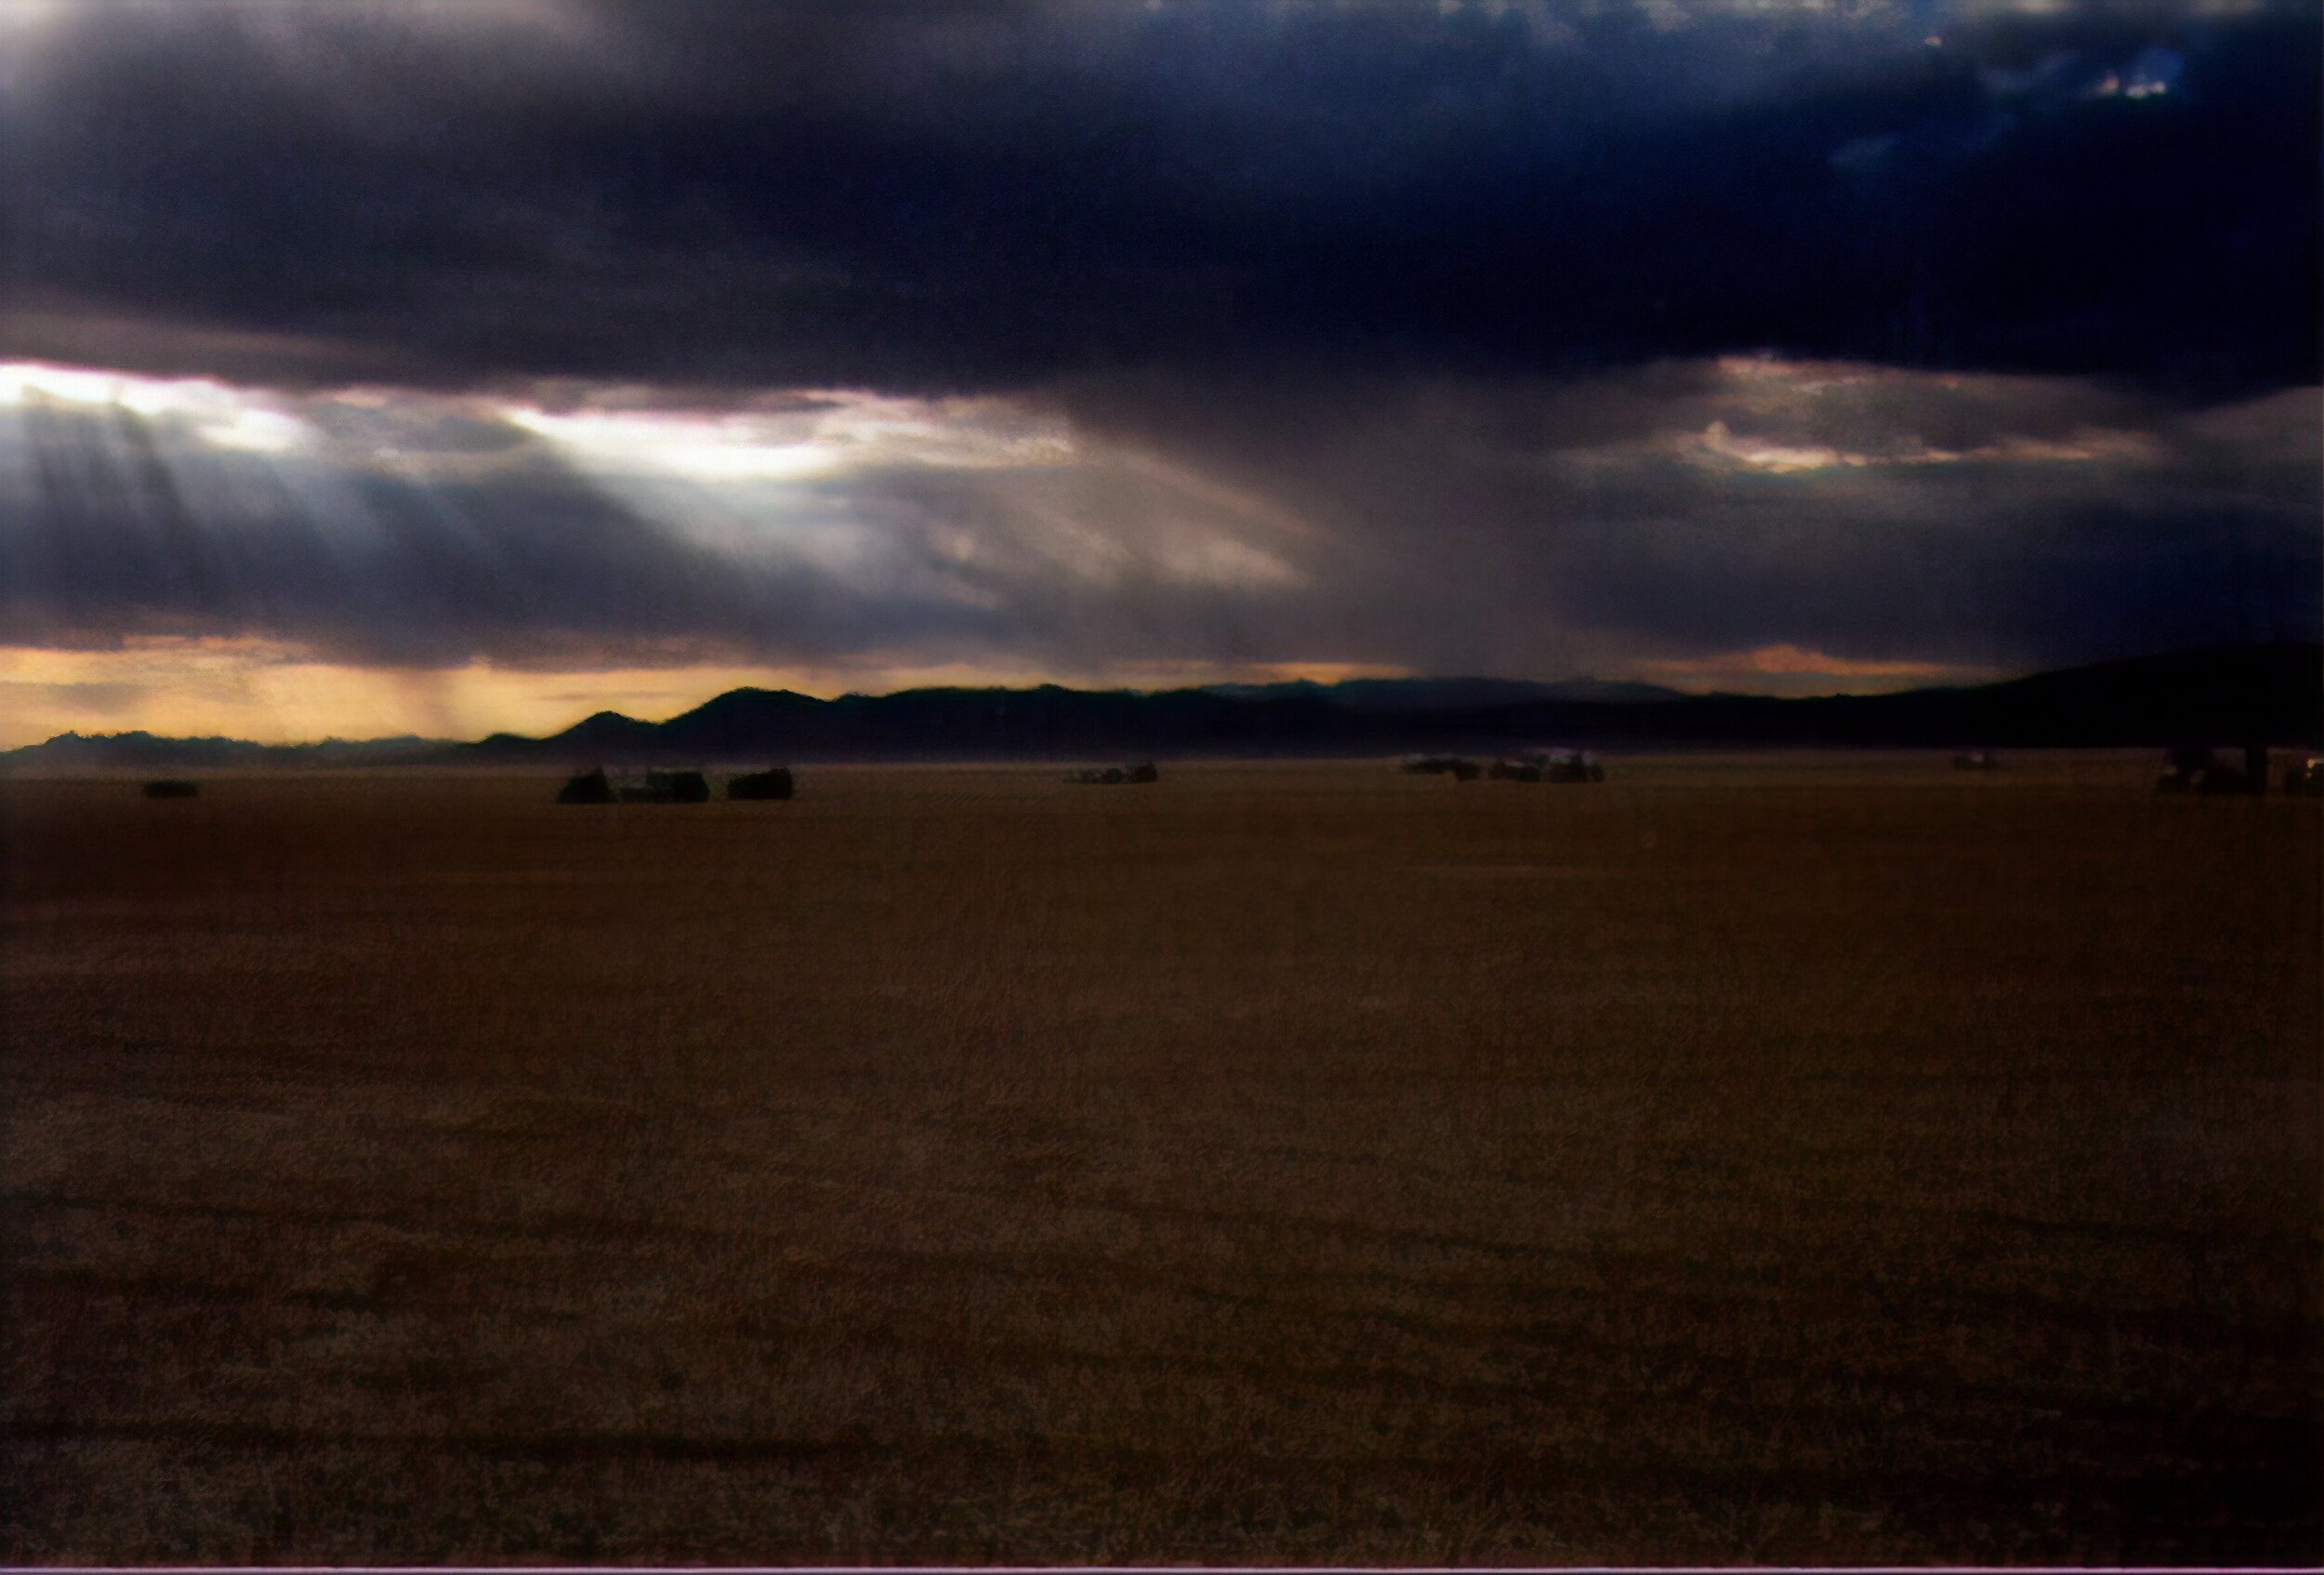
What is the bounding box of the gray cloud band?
[0,362,2311,679]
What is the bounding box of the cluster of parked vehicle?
[133,746,2324,805]
[555,766,791,803]
[1402,748,1604,783]
[1063,762,1159,785]
[2154,746,2323,796]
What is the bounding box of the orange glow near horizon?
[0,641,1425,749]
[1,638,2020,751]
[1641,643,1998,695]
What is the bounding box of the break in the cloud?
[0,351,2313,744]
[0,1,2313,744]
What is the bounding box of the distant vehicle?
[2283,758,2324,797]
[1951,750,1998,771]
[556,767,615,803]
[1065,761,1158,785]
[140,779,199,799]
[558,765,711,803]
[1402,755,1482,781]
[2155,747,2254,796]
[1490,748,1604,783]
[618,769,711,803]
[727,767,795,801]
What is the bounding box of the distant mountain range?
[7,645,2318,771]
[3,732,453,772]
[1201,675,1687,708]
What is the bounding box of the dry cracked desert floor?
[3,754,2317,1564]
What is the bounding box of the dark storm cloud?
[1043,362,2322,674]
[2,0,2314,397]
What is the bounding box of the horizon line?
[6,640,2314,756]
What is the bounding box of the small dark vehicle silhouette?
[556,767,615,803]
[728,767,795,801]
[2156,748,2252,796]
[2282,757,2324,797]
[2155,746,2204,791]
[1952,750,1997,771]
[141,779,199,799]
[1403,755,1482,781]
[1492,748,1604,784]
[619,769,711,803]
[1066,761,1158,785]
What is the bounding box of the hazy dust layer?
[2,757,2317,1564]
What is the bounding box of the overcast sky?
[1,0,2315,744]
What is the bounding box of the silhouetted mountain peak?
[1206,675,1685,709]
[9,644,2317,770]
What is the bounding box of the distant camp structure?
[556,767,615,804]
[1065,761,1159,785]
[1488,748,1604,784]
[555,766,712,803]
[1951,750,1998,771]
[620,769,710,803]
[2281,757,2324,796]
[727,767,795,801]
[1402,755,1482,781]
[140,779,199,800]
[2155,746,2270,795]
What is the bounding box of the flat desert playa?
[2,755,2317,1564]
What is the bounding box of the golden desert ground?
[2,755,2317,1564]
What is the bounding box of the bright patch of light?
[2086,46,2183,100]
[1714,353,1877,394]
[508,408,836,481]
[0,362,131,406]
[0,360,311,454]
[199,407,306,454]
[1697,420,1858,473]
[506,392,1077,485]
[1689,413,2154,474]
[0,0,67,37]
